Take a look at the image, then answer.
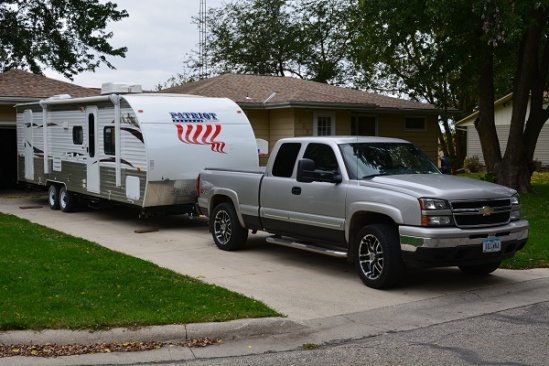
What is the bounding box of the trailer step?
[266,236,348,258]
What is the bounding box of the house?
[455,93,549,169]
[162,74,443,165]
[0,69,99,188]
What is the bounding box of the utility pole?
[199,0,207,78]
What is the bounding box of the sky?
[44,0,224,91]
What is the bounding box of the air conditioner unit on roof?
[101,82,142,95]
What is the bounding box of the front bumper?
[398,220,529,267]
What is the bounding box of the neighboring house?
[455,93,549,169]
[0,69,99,188]
[162,74,443,165]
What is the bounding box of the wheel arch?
[347,211,398,263]
[209,189,246,228]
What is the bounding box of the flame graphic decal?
[176,124,226,153]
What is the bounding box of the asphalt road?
[131,301,549,366]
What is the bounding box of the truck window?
[272,143,301,177]
[303,143,339,172]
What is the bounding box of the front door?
[86,106,100,193]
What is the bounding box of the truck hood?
[364,174,517,200]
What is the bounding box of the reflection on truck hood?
[364,174,516,200]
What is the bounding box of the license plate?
[483,237,501,253]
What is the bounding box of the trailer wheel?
[210,202,248,251]
[48,185,60,210]
[459,261,500,275]
[354,224,405,289]
[59,186,76,213]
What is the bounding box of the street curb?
[0,317,306,346]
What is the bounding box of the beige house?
[163,74,442,165]
[0,69,98,188]
[455,93,549,168]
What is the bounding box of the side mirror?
[296,158,342,184]
[296,158,315,183]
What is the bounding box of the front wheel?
[59,186,77,213]
[459,261,500,275]
[210,202,248,251]
[354,224,405,289]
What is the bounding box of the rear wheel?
[59,186,76,213]
[354,224,405,289]
[210,202,248,251]
[459,261,500,275]
[48,185,59,210]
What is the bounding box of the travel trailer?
[16,83,259,215]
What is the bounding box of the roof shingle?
[0,69,99,99]
[162,74,438,112]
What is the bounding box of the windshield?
[339,142,440,179]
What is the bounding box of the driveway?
[2,190,548,322]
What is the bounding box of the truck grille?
[450,199,511,228]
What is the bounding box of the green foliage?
[0,214,279,331]
[0,0,129,79]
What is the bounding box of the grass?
[0,214,280,331]
[459,171,549,269]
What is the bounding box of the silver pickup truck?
[197,136,529,289]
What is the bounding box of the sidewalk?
[2,190,549,365]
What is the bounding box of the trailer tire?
[354,224,405,289]
[48,185,60,210]
[210,202,248,251]
[459,261,500,275]
[59,186,76,213]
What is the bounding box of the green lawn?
[0,214,280,331]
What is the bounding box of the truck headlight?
[419,198,453,226]
[510,193,521,221]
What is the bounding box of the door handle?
[291,187,301,195]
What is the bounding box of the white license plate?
[483,238,501,253]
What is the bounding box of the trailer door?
[86,106,100,193]
[23,109,34,180]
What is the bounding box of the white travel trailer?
[16,83,259,215]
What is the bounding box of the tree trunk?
[474,45,501,173]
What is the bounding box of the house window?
[104,126,115,155]
[72,126,83,145]
[351,116,377,136]
[405,117,426,131]
[313,112,335,136]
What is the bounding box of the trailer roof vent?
[101,82,143,95]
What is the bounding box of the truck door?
[288,143,347,245]
[85,106,100,193]
[259,142,302,234]
[23,109,34,180]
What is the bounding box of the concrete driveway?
[1,190,548,322]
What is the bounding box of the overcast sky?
[44,0,224,91]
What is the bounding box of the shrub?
[463,155,481,173]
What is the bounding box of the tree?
[0,0,128,79]
[354,0,549,192]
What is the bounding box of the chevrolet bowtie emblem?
[479,206,494,216]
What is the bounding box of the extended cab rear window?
[272,143,301,177]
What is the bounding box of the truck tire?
[459,261,500,275]
[48,185,59,210]
[211,202,248,251]
[59,186,76,213]
[354,224,405,289]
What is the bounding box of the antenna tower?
[199,0,207,78]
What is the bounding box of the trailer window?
[104,126,115,155]
[72,126,83,145]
